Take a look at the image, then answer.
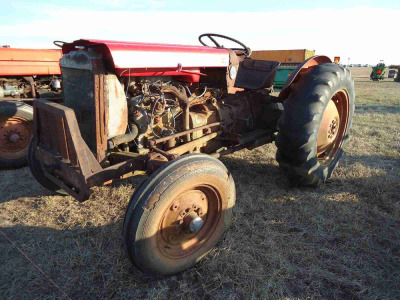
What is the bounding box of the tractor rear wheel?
[123,154,236,277]
[0,101,33,169]
[276,63,355,186]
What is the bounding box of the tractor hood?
[62,39,230,76]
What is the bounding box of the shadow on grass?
[341,154,400,171]
[355,104,400,115]
[0,167,55,204]
[354,79,395,83]
[1,154,400,299]
[0,166,147,205]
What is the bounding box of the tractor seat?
[234,59,280,90]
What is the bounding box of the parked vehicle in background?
[370,62,388,81]
[0,47,62,168]
[388,69,398,78]
[251,49,315,89]
[395,67,400,82]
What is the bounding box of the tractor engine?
[0,76,61,99]
[59,45,274,162]
[0,47,62,99]
[124,79,259,153]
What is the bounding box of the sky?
[0,0,399,65]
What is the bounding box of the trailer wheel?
[0,101,33,168]
[123,154,235,277]
[276,63,355,186]
[28,138,67,195]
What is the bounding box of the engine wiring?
[150,95,162,138]
[126,80,211,147]
[185,85,207,99]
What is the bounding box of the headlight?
[229,65,237,80]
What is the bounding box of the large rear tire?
[276,63,355,186]
[0,101,33,168]
[123,154,236,277]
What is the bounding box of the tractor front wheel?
[123,154,236,277]
[276,63,355,185]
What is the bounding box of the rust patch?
[104,74,128,139]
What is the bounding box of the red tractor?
[28,34,354,277]
[0,46,62,168]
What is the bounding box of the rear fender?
[279,55,332,100]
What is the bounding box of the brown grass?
[1,67,400,299]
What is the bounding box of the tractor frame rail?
[33,99,274,202]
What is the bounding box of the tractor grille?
[62,67,97,153]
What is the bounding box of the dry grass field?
[1,67,399,299]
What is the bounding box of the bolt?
[167,154,177,160]
[171,203,179,211]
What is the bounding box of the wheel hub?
[0,116,32,158]
[8,132,21,143]
[317,100,340,155]
[328,119,338,139]
[158,186,221,258]
[162,191,206,242]
[186,212,204,233]
[316,89,350,164]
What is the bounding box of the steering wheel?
[53,41,66,48]
[198,33,251,57]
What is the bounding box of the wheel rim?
[0,116,32,159]
[317,89,349,165]
[157,185,222,259]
